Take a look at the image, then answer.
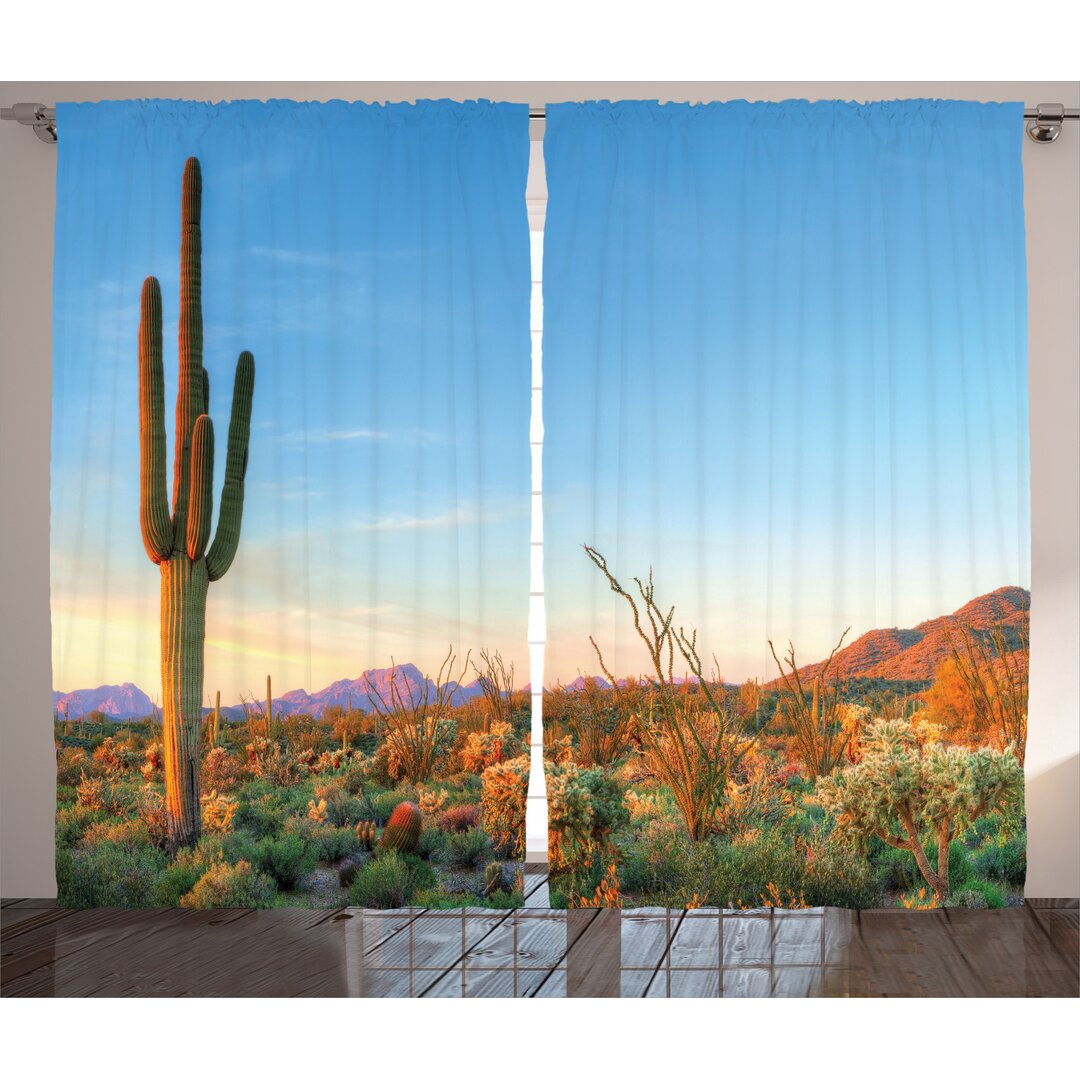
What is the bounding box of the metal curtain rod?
[4,101,1079,145]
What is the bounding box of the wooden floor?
[3,868,1076,997]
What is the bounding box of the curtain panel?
[541,100,1030,910]
[51,100,532,909]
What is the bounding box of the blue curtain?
[51,100,532,906]
[542,100,1029,909]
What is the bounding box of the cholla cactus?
[201,789,238,833]
[545,759,628,874]
[139,157,255,851]
[307,798,329,825]
[480,754,529,859]
[141,741,165,779]
[817,718,1023,901]
[418,787,449,818]
[461,720,520,773]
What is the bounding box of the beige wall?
[1,81,1076,898]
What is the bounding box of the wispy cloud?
[276,426,444,447]
[278,427,390,445]
[249,246,358,271]
[345,504,498,535]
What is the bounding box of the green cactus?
[379,802,422,855]
[207,690,221,747]
[139,156,255,852]
[484,861,504,897]
[266,674,273,738]
[355,820,377,851]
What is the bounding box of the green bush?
[55,804,106,848]
[233,790,288,838]
[179,861,277,909]
[322,791,364,828]
[346,852,435,908]
[251,834,317,889]
[418,826,450,861]
[56,841,166,908]
[155,856,209,906]
[972,837,1026,886]
[445,827,492,869]
[619,819,699,900]
[945,879,1006,909]
[81,817,153,852]
[872,845,920,892]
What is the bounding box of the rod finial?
[1027,103,1065,144]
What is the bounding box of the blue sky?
[542,100,1030,684]
[51,100,531,698]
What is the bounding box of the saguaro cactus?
[139,157,255,852]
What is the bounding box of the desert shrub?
[872,844,920,892]
[155,845,219,906]
[411,888,470,910]
[56,747,93,787]
[179,860,277,909]
[321,790,364,828]
[249,834,317,889]
[233,789,288,838]
[945,880,1006,909]
[481,755,529,859]
[619,819,700,900]
[802,840,882,909]
[92,736,138,774]
[418,827,450,861]
[281,816,361,863]
[972,836,1027,886]
[438,803,482,834]
[346,852,435,908]
[55,804,106,848]
[135,785,171,848]
[82,817,152,852]
[201,746,242,792]
[445,827,492,869]
[339,761,372,795]
[56,841,166,908]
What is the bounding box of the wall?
[1,81,1076,898]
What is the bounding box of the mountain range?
[772,585,1029,685]
[52,588,1029,720]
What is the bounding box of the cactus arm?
[202,367,210,415]
[172,157,205,548]
[205,350,255,581]
[186,414,215,560]
[138,276,172,562]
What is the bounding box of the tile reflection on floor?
[2,871,1077,997]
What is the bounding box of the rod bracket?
[0,102,57,143]
[1026,103,1066,144]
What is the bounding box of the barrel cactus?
[379,802,422,855]
[139,157,255,851]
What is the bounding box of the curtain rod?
[4,102,1079,145]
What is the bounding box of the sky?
[50,100,532,701]
[541,100,1031,685]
